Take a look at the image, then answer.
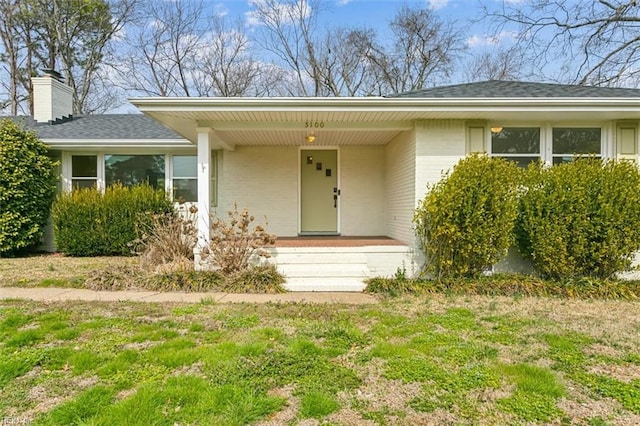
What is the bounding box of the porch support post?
[196,127,213,251]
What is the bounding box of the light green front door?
[300,149,338,234]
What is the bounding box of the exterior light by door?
[305,133,316,143]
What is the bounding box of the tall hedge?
[52,184,173,256]
[517,159,640,279]
[0,119,57,256]
[414,154,520,279]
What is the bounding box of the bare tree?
[365,5,466,94]
[115,2,268,98]
[250,0,327,96]
[196,17,262,97]
[0,0,21,114]
[319,27,380,96]
[0,0,137,115]
[117,0,205,97]
[464,46,528,82]
[482,0,640,86]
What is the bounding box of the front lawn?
[0,255,136,289]
[1,295,639,425]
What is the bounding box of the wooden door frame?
[298,146,340,235]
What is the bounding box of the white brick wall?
[217,146,299,236]
[340,146,385,235]
[384,130,416,244]
[414,120,467,203]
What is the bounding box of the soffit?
[133,97,640,145]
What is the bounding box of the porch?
[266,236,415,292]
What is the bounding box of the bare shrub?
[85,265,143,291]
[200,204,277,274]
[130,206,198,273]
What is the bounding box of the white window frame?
[63,152,219,206]
[487,122,610,165]
[64,152,104,191]
[487,124,543,167]
[170,154,198,203]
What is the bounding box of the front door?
[300,149,338,234]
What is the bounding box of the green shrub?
[516,159,640,279]
[413,154,520,279]
[52,184,173,256]
[0,119,57,256]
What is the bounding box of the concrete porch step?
[277,263,369,278]
[261,244,415,292]
[282,277,368,292]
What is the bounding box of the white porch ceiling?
[131,97,640,146]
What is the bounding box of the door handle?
[333,194,337,208]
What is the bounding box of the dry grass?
[0,254,137,288]
[0,254,285,294]
[1,296,638,425]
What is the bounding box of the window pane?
[553,128,601,154]
[71,179,96,190]
[491,127,540,154]
[173,179,197,202]
[105,155,165,189]
[173,156,197,178]
[72,155,97,177]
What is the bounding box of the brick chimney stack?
[32,69,73,123]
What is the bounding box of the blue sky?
[213,0,498,50]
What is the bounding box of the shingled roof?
[389,80,640,98]
[8,114,184,140]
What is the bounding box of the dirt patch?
[172,361,205,377]
[116,388,137,400]
[121,341,159,351]
[585,343,624,358]
[23,374,99,421]
[558,397,617,424]
[351,359,422,412]
[327,407,376,425]
[255,385,299,426]
[588,364,640,383]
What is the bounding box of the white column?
[196,127,213,249]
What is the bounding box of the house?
[16,72,640,290]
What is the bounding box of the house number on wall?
[304,121,325,128]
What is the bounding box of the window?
[71,155,97,189]
[105,155,165,189]
[552,128,601,164]
[490,127,540,167]
[172,155,197,202]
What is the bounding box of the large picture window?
[71,155,97,189]
[105,155,165,189]
[490,127,540,167]
[172,155,197,202]
[552,128,601,164]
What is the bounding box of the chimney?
[32,70,73,123]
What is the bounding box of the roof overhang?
[42,138,193,149]
[130,96,640,146]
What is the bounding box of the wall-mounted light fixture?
[490,126,503,134]
[305,133,316,144]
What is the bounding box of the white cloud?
[428,0,449,10]
[213,2,229,17]
[336,0,352,5]
[466,31,517,48]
